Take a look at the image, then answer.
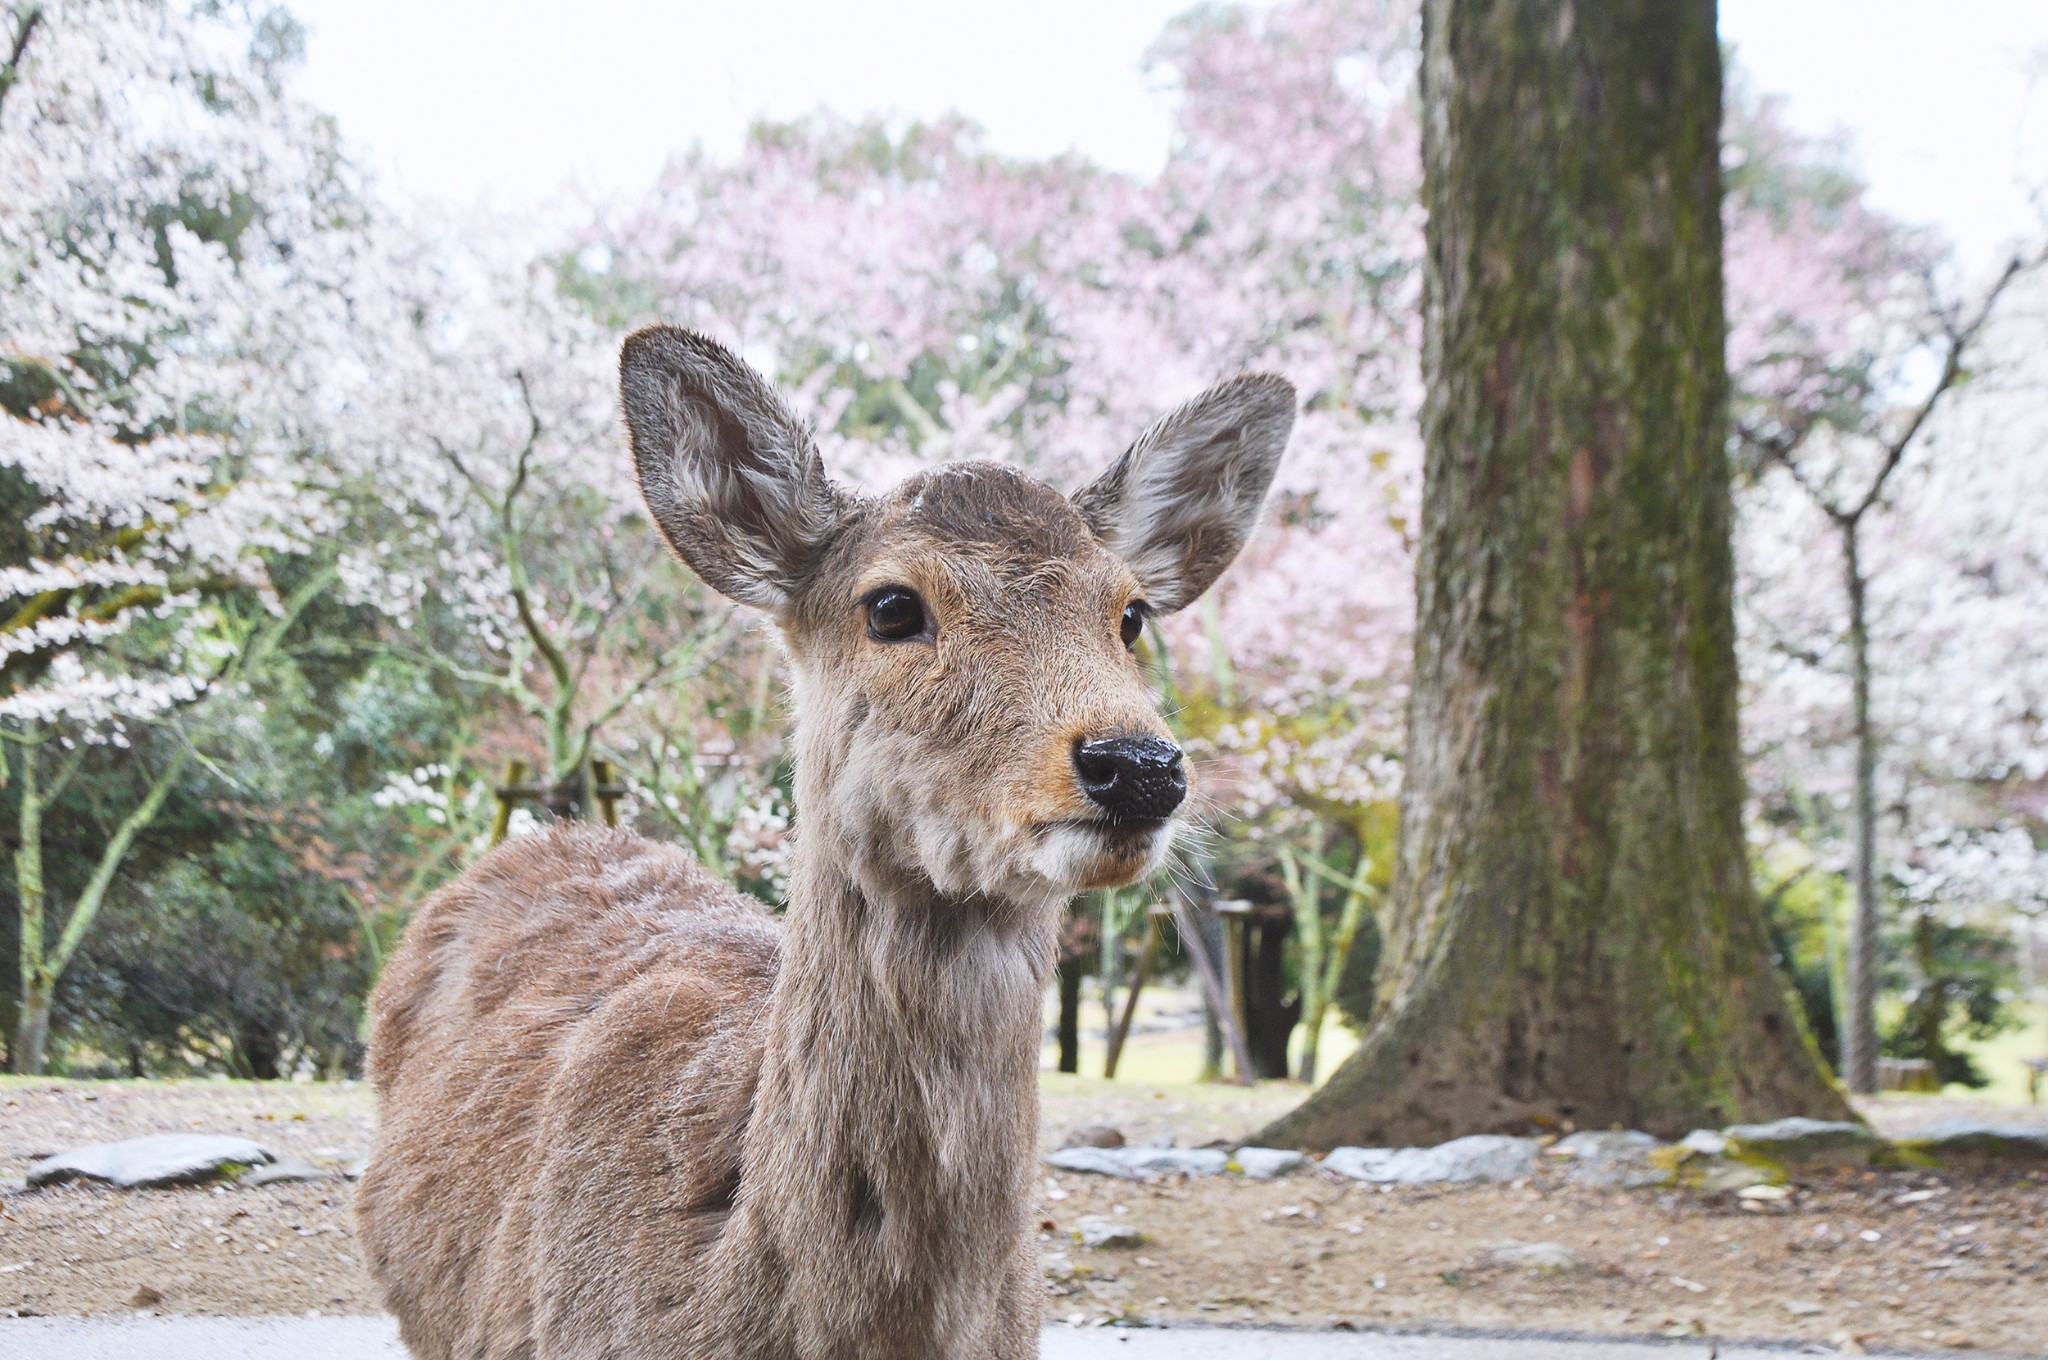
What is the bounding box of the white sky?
[289,1,2048,274]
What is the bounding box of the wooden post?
[1104,908,1167,1080]
[593,758,622,827]
[1169,892,1256,1087]
[489,758,528,848]
[1215,898,1254,1083]
[487,755,624,850]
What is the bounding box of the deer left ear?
[620,325,849,612]
[1072,373,1296,612]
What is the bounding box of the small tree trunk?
[239,1026,285,1081]
[1300,881,1372,1086]
[1098,944,1121,1058]
[12,978,52,1076]
[1199,989,1224,1083]
[1055,955,1085,1075]
[1908,910,1950,1081]
[1841,524,1881,1094]
[1279,847,1323,1083]
[10,734,51,1075]
[1297,1006,1323,1086]
[1240,911,1299,1081]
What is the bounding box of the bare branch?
[570,616,742,767]
[385,641,546,716]
[1758,865,1813,913]
[0,3,44,127]
[503,369,543,524]
[883,375,946,444]
[41,734,87,803]
[1768,636,1830,670]
[1847,251,2032,523]
[1761,430,1845,521]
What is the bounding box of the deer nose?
[1072,735,1186,822]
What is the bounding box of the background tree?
[5,0,2040,1084]
[1739,248,2034,1091]
[0,0,370,1070]
[1726,86,2048,1093]
[1268,0,1848,1146]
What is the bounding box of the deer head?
[620,327,1293,911]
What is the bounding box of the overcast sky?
[288,1,2047,275]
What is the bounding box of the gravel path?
[7,1079,2045,1354]
[0,1316,1994,1360]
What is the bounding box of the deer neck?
[718,794,1059,1345]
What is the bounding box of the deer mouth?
[1029,817,1174,891]
[1039,815,1170,844]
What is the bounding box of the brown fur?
[357,328,1293,1358]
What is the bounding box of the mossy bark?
[1264,0,1849,1149]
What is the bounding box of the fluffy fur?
[357,328,1294,1359]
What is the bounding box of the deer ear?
[1072,373,1296,612]
[620,326,849,610]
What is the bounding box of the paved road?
[0,1317,1983,1359]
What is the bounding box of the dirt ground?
[3,1077,2045,1356]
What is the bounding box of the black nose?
[1072,735,1186,822]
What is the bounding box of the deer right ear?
[1072,372,1296,613]
[620,326,849,611]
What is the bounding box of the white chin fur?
[1029,822,1173,893]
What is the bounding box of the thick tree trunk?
[1265,0,1848,1148]
[1841,525,1881,1093]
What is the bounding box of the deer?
[355,325,1295,1359]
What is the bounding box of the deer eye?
[866,587,928,642]
[1120,601,1147,650]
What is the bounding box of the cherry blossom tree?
[595,1,1428,1074]
[9,0,2041,1088]
[1726,87,2048,1091]
[338,227,791,893]
[0,0,380,1069]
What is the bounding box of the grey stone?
[26,1135,275,1190]
[1044,1147,1135,1178]
[1896,1119,2048,1162]
[1043,1145,1229,1180]
[1783,1299,1825,1317]
[242,1160,325,1187]
[1483,1241,1583,1275]
[308,1146,359,1163]
[1548,1130,1669,1188]
[1058,1125,1125,1151]
[1232,1146,1306,1180]
[1320,1146,1396,1181]
[1691,1158,1777,1194]
[1322,1135,1541,1185]
[1721,1117,1876,1167]
[1119,1146,1228,1179]
[1679,1129,1728,1156]
[1077,1218,1145,1249]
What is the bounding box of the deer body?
[358,328,1294,1358]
